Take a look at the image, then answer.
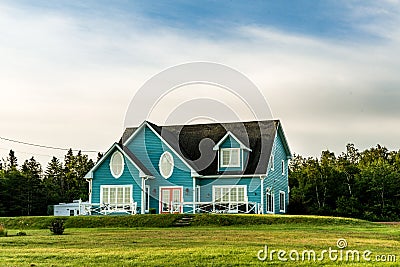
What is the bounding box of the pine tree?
[6,150,18,170]
[21,157,45,215]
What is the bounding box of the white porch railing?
[170,201,260,214]
[83,202,137,215]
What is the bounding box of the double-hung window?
[101,185,132,206]
[213,186,246,203]
[220,148,240,167]
[266,189,274,213]
[279,191,286,212]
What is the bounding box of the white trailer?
[53,200,89,216]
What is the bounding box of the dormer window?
[220,148,240,167]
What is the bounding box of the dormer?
[213,131,252,171]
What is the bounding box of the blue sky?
[0,0,399,166]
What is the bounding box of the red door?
[160,187,182,214]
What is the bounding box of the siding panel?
[126,125,193,213]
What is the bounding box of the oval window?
[110,151,124,178]
[159,151,174,179]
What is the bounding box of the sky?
[1,0,400,167]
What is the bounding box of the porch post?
[141,177,145,214]
[260,176,264,214]
[192,176,196,214]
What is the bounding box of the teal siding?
[90,123,290,215]
[91,148,142,209]
[219,136,244,172]
[126,125,194,214]
[199,178,261,204]
[264,127,289,214]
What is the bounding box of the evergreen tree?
[6,150,18,170]
[21,157,45,215]
[44,157,64,205]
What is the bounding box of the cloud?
[0,1,399,166]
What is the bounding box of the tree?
[21,157,45,215]
[44,157,64,206]
[63,149,94,202]
[6,150,18,170]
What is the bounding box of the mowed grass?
[1,222,399,266]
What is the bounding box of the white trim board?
[84,143,148,179]
[213,131,252,151]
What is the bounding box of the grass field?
[0,218,399,267]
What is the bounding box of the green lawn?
[0,223,399,266]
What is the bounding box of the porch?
[165,201,261,214]
[83,202,138,215]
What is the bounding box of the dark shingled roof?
[122,120,282,176]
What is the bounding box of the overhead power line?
[0,136,99,153]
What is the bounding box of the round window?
[159,151,174,179]
[110,151,124,178]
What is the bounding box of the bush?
[50,219,65,235]
[0,223,7,237]
[16,231,27,236]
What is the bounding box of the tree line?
[0,149,98,216]
[1,144,399,221]
[289,144,400,221]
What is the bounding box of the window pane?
[102,188,109,203]
[162,190,170,212]
[230,150,239,165]
[238,187,245,202]
[110,188,116,204]
[117,188,123,204]
[222,188,229,202]
[222,150,230,165]
[267,193,274,212]
[215,188,221,202]
[280,192,285,211]
[160,152,174,178]
[173,189,180,203]
[124,187,131,203]
[270,155,274,170]
[111,152,124,177]
[230,187,237,202]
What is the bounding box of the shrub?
[0,224,7,237]
[50,219,65,235]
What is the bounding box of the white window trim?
[212,131,252,151]
[270,154,275,171]
[266,188,274,214]
[281,160,285,175]
[279,190,286,213]
[220,148,241,168]
[109,151,125,179]
[100,185,133,205]
[212,185,248,203]
[159,186,183,214]
[159,151,174,179]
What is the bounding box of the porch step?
[173,216,194,227]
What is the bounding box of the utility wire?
[0,136,99,153]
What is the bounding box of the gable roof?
[84,142,152,179]
[122,120,289,176]
[212,131,252,151]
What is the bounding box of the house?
[84,120,292,215]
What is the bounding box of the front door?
[160,187,182,214]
